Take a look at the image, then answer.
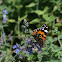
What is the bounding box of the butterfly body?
[31,24,48,47]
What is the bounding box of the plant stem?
[10,37,14,51]
[58,35,62,47]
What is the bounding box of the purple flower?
[0,43,2,48]
[1,8,8,23]
[12,45,16,49]
[0,51,6,57]
[2,33,6,37]
[34,43,42,52]
[2,14,8,23]
[12,43,21,54]
[3,8,8,14]
[8,36,12,41]
[19,54,23,59]
[28,47,33,55]
[26,37,33,45]
[21,36,24,40]
[1,8,8,15]
[38,48,41,51]
[26,39,31,44]
[2,33,6,42]
[25,22,29,27]
[0,37,3,42]
[21,46,27,53]
[24,29,29,33]
[15,49,20,54]
[26,38,34,55]
[21,25,25,28]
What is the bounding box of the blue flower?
[12,43,21,54]
[28,47,33,55]
[1,8,8,15]
[29,51,33,55]
[26,37,32,45]
[3,8,8,14]
[3,14,8,23]
[12,45,16,49]
[26,39,31,44]
[21,36,24,40]
[15,49,20,54]
[38,48,41,51]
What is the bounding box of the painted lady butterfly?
[31,24,48,47]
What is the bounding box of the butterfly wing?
[31,24,48,47]
[31,29,37,36]
[37,24,48,40]
[31,29,39,42]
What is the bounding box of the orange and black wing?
[31,24,48,47]
[31,29,37,36]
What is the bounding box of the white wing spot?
[44,30,48,33]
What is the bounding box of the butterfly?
[31,24,48,47]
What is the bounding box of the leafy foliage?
[0,0,62,62]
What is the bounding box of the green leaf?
[8,19,16,23]
[43,14,56,22]
[46,59,59,62]
[59,34,62,39]
[46,36,53,44]
[33,7,48,15]
[15,5,23,9]
[53,37,57,42]
[52,48,61,52]
[30,18,40,24]
[21,41,25,45]
[41,51,49,55]
[55,23,62,27]
[18,15,27,23]
[34,10,45,15]
[26,3,36,7]
[53,6,58,12]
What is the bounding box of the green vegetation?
[0,0,62,62]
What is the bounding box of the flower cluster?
[21,19,29,33]
[26,36,42,53]
[1,8,8,23]
[12,36,42,55]
[26,38,33,55]
[12,43,21,54]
